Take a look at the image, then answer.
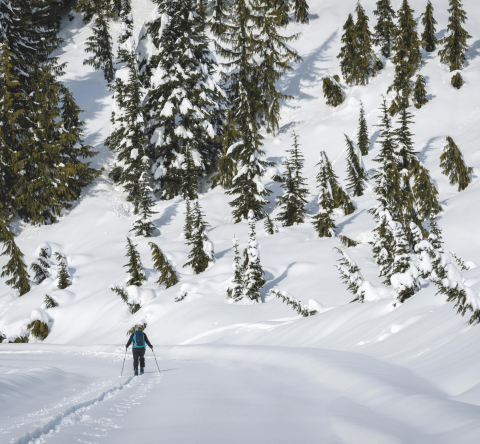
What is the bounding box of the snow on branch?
[334,248,365,303]
[267,289,318,317]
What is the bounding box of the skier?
[126,327,153,376]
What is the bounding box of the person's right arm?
[125,334,133,349]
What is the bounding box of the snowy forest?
[1,0,480,442]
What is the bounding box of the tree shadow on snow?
[418,136,443,163]
[335,209,367,234]
[152,200,181,228]
[467,39,480,62]
[261,262,297,300]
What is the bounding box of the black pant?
[132,348,146,370]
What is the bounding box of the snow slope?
[2,0,480,442]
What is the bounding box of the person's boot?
[140,367,144,375]
[134,368,139,376]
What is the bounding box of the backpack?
[133,330,145,348]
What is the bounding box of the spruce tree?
[413,74,428,109]
[0,216,30,295]
[371,209,395,285]
[244,211,266,302]
[338,14,356,86]
[209,0,227,36]
[55,253,71,290]
[31,248,51,284]
[420,1,438,53]
[388,0,422,114]
[183,200,214,274]
[124,237,146,286]
[334,248,365,303]
[181,148,201,202]
[254,0,301,134]
[183,198,194,242]
[227,235,244,301]
[357,102,369,156]
[311,152,337,238]
[345,135,367,197]
[264,214,277,235]
[149,242,178,288]
[276,132,309,226]
[323,75,344,107]
[373,0,396,58]
[412,164,442,222]
[440,136,472,191]
[438,0,471,71]
[451,72,463,89]
[293,0,310,24]
[428,217,443,251]
[322,152,355,216]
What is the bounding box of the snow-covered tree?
[183,198,194,242]
[293,0,310,24]
[124,237,146,286]
[323,75,345,107]
[371,208,395,285]
[345,135,367,197]
[55,253,71,290]
[227,235,244,301]
[44,294,58,309]
[264,214,277,236]
[149,242,178,288]
[373,0,396,58]
[413,74,428,109]
[183,200,214,274]
[357,102,369,156]
[31,248,51,284]
[276,132,309,226]
[181,147,200,202]
[438,0,471,72]
[440,136,472,191]
[420,0,438,53]
[244,211,266,302]
[412,164,442,223]
[451,72,463,89]
[334,248,365,303]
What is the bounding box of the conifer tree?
[149,242,178,288]
[124,237,146,286]
[264,214,277,235]
[311,152,337,238]
[183,198,194,242]
[227,235,244,301]
[428,217,443,251]
[345,135,367,197]
[420,1,438,53]
[276,132,309,226]
[357,102,369,156]
[244,211,266,302]
[371,209,395,285]
[413,74,428,109]
[338,14,356,85]
[412,164,442,222]
[440,136,472,191]
[31,248,51,284]
[293,0,310,24]
[55,253,71,290]
[323,75,345,107]
[373,0,396,58]
[181,148,201,202]
[184,200,214,274]
[438,0,471,71]
[209,0,227,36]
[254,0,301,134]
[334,248,365,303]
[0,217,30,295]
[388,0,422,114]
[451,72,463,89]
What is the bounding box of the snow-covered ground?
[2,0,480,442]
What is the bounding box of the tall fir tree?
[181,147,201,202]
[338,14,356,86]
[227,235,244,301]
[373,0,396,58]
[124,237,146,286]
[345,135,367,197]
[31,248,51,284]
[387,0,422,114]
[420,0,438,53]
[293,0,310,24]
[149,242,178,288]
[55,253,71,290]
[276,132,309,226]
[438,0,471,72]
[323,75,345,107]
[357,102,369,156]
[412,164,442,224]
[183,198,194,241]
[440,136,473,191]
[371,208,395,285]
[244,210,266,302]
[413,74,428,109]
[183,200,214,274]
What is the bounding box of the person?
[126,327,153,376]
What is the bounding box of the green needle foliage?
[438,0,472,71]
[111,285,141,314]
[293,0,310,24]
[440,136,473,191]
[149,242,178,289]
[44,294,58,309]
[345,135,367,197]
[420,1,438,52]
[338,14,356,85]
[264,214,277,235]
[413,74,428,109]
[27,320,49,341]
[412,164,442,223]
[126,323,147,336]
[227,235,244,301]
[357,102,369,156]
[373,0,396,58]
[451,72,464,89]
[323,75,344,107]
[55,253,71,290]
[31,248,51,284]
[124,237,146,286]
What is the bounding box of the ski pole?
[151,348,162,374]
[121,348,127,376]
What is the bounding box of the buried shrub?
[126,323,147,336]
[111,285,141,314]
[451,72,463,89]
[27,320,49,341]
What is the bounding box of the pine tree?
[373,0,396,58]
[244,210,266,302]
[31,248,51,284]
[420,1,438,52]
[83,6,115,83]
[388,0,422,114]
[438,0,471,71]
[338,14,356,86]
[451,72,463,89]
[412,164,442,222]
[357,102,369,156]
[0,216,30,295]
[124,237,146,286]
[428,217,443,251]
[44,294,58,309]
[264,214,277,235]
[323,75,345,107]
[370,208,395,285]
[311,152,337,238]
[254,0,301,134]
[334,248,365,303]
[183,198,194,241]
[181,148,200,201]
[276,132,309,226]
[293,0,310,24]
[345,135,367,197]
[55,253,71,290]
[183,200,214,274]
[227,235,244,301]
[440,136,472,191]
[149,242,178,288]
[413,74,428,109]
